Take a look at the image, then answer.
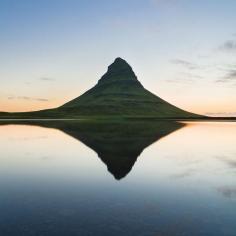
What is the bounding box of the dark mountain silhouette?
[0,57,202,118]
[0,120,184,179]
[58,57,199,118]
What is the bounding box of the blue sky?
[0,0,236,115]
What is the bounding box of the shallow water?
[0,121,235,236]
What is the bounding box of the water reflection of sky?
[0,122,235,236]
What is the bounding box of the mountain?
[0,57,202,119]
[58,57,200,118]
[0,120,185,179]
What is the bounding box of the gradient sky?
[0,0,236,115]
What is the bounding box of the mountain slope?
[58,57,200,118]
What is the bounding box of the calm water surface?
[0,121,235,236]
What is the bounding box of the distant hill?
[0,57,202,119]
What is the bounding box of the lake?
[0,120,235,236]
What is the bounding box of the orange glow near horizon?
[1,95,235,116]
[0,98,65,113]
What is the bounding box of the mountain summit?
[97,57,139,85]
[60,57,199,118]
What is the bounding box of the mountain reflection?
[0,120,184,180]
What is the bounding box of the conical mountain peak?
[111,57,132,69]
[113,57,128,63]
[108,57,133,72]
[97,57,138,85]
[58,57,200,118]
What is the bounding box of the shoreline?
[0,117,235,122]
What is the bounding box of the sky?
[0,0,236,116]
